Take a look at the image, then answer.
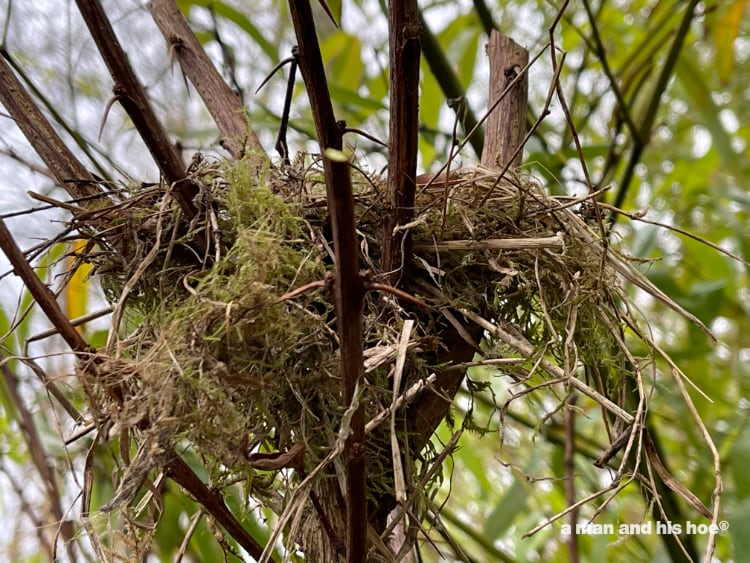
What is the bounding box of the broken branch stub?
[481,31,529,171]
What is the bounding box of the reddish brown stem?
[0,221,90,355]
[382,1,421,287]
[74,0,199,220]
[0,54,104,203]
[165,455,270,561]
[287,2,366,561]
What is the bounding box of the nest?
[72,151,709,550]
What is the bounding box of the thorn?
[317,0,339,27]
[254,49,298,95]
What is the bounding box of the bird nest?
[73,151,712,550]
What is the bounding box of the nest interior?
[76,150,648,524]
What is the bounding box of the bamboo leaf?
[176,0,276,61]
[675,57,743,179]
[713,0,748,85]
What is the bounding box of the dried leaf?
[248,442,306,471]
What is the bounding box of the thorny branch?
[148,0,263,159]
[0,54,105,203]
[75,0,199,221]
[287,1,366,561]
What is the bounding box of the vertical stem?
[382,0,421,287]
[286,2,366,560]
[564,395,579,563]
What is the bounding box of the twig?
[277,279,327,302]
[366,374,437,433]
[420,46,546,197]
[580,0,640,142]
[165,454,269,561]
[106,193,169,353]
[260,389,362,562]
[598,201,750,267]
[523,480,626,538]
[610,0,701,216]
[414,233,563,252]
[365,282,435,310]
[0,221,90,355]
[390,321,414,505]
[175,509,204,563]
[459,308,634,424]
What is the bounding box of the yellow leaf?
[714,0,748,85]
[66,240,91,330]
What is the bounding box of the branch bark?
[0,54,105,203]
[481,32,528,170]
[165,455,270,561]
[0,221,91,356]
[382,0,421,288]
[74,0,199,220]
[287,2,365,561]
[148,0,263,159]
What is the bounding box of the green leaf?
[730,426,750,498]
[675,57,743,179]
[328,84,386,113]
[730,498,750,559]
[176,0,276,61]
[419,57,443,131]
[483,452,540,540]
[320,32,364,92]
[324,147,350,162]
